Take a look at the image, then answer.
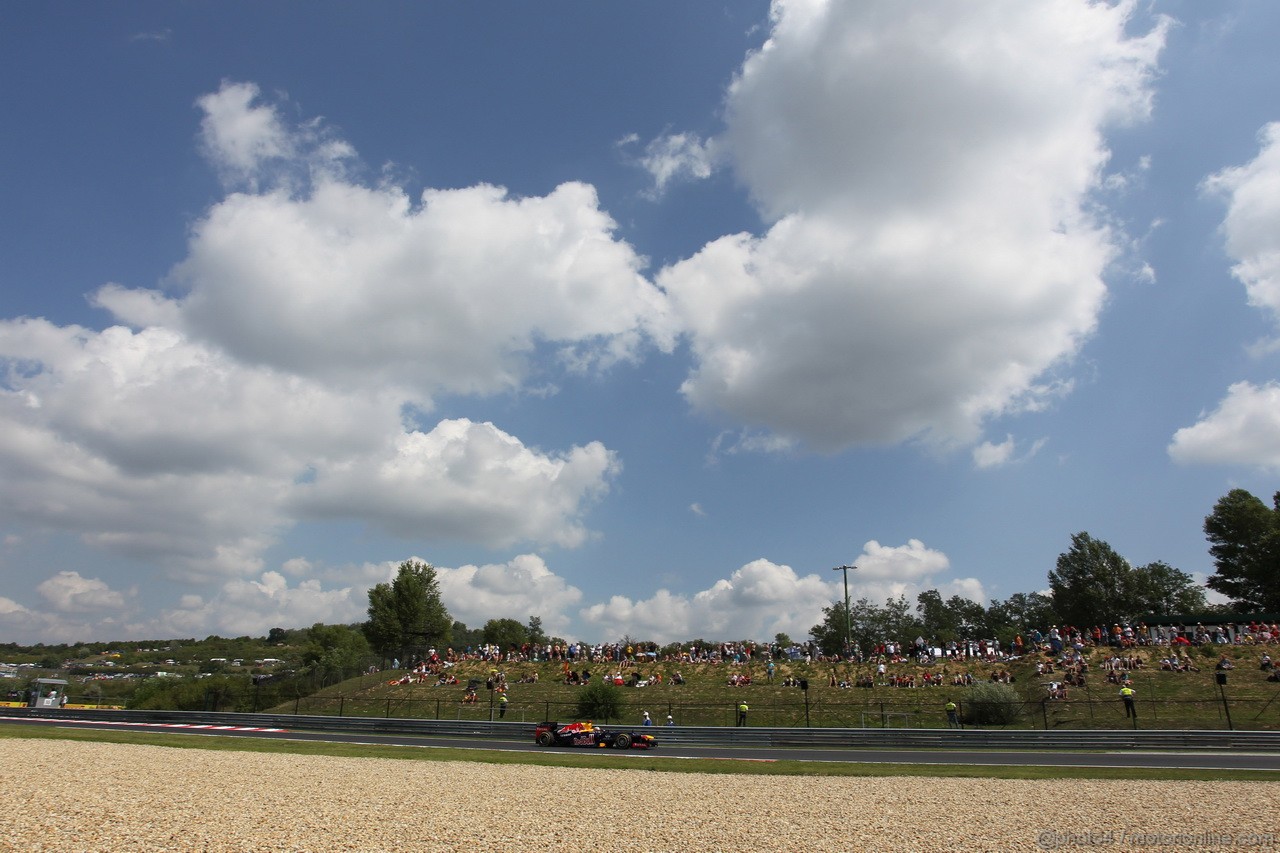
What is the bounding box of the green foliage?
[985,592,1057,634]
[450,621,485,650]
[1049,532,1133,626]
[302,623,371,683]
[483,618,528,651]
[1048,532,1204,625]
[526,616,548,647]
[363,560,452,663]
[915,591,988,644]
[811,595,924,655]
[575,679,623,722]
[959,681,1023,726]
[128,674,249,712]
[1129,560,1207,616]
[1204,489,1280,611]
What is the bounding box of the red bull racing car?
[533,720,656,750]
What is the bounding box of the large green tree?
[1048,532,1134,626]
[483,617,528,651]
[1128,560,1207,616]
[301,623,370,682]
[985,591,1057,635]
[1204,489,1280,611]
[810,595,925,655]
[1049,532,1206,625]
[363,560,452,664]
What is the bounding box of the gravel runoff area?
[2,739,1279,853]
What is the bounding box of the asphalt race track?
[5,715,1279,772]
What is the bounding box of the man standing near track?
[1120,683,1136,719]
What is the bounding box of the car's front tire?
[612,733,632,749]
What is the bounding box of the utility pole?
[832,565,856,656]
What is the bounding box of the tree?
[302,623,370,683]
[483,618,528,651]
[1048,532,1136,626]
[810,599,853,656]
[1128,560,1206,616]
[1048,532,1207,625]
[526,616,548,647]
[985,592,1057,635]
[1204,489,1280,611]
[811,595,925,655]
[915,590,987,643]
[363,560,452,664]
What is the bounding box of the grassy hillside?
[272,644,1280,731]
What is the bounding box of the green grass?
[274,646,1280,732]
[2,723,1276,782]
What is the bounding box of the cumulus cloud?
[152,571,366,638]
[581,558,836,643]
[578,540,969,644]
[0,320,623,574]
[632,132,718,196]
[436,554,584,637]
[96,81,677,401]
[0,80,651,609]
[292,419,619,548]
[1203,122,1280,328]
[1169,381,1280,470]
[659,1,1168,451]
[36,571,128,613]
[1171,124,1280,469]
[973,434,1048,469]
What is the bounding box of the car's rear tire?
[536,730,556,746]
[612,733,632,749]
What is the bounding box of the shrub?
[575,680,623,722]
[959,681,1024,726]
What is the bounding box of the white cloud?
[578,540,964,644]
[0,320,623,582]
[36,571,128,613]
[291,419,619,549]
[660,1,1168,452]
[1168,381,1280,470]
[436,554,584,638]
[93,81,677,402]
[633,132,718,196]
[1203,121,1280,328]
[581,558,837,643]
[973,436,1017,470]
[197,82,296,188]
[849,539,951,581]
[1171,125,1280,470]
[152,571,366,638]
[973,434,1048,469]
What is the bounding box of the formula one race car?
[533,720,656,750]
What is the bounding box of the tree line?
[809,488,1280,655]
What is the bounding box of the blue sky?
[3,1,1279,645]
